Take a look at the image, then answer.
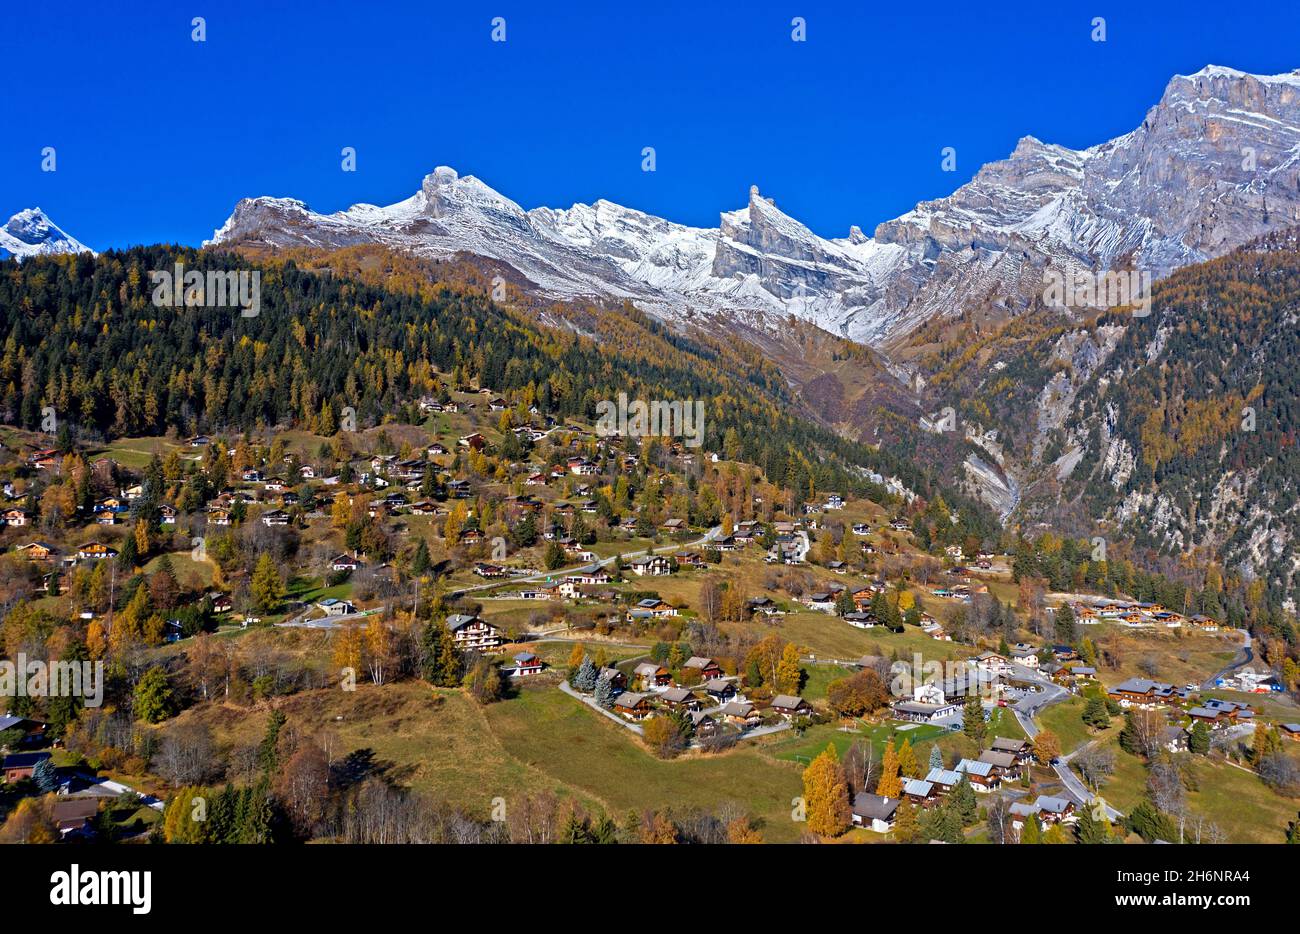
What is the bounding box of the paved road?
[1009,663,1067,738]
[1007,663,1123,820]
[1053,744,1124,821]
[449,524,723,599]
[70,773,165,811]
[278,607,382,630]
[1012,665,1125,819]
[1201,629,1254,690]
[559,680,644,735]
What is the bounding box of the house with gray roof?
[851,792,901,833]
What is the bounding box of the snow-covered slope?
[207,65,1300,345]
[208,167,908,334]
[0,208,94,261]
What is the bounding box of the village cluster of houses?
[0,714,119,839]
[849,736,1064,834]
[796,578,949,638]
[1066,598,1222,632]
[972,644,1099,690]
[1104,677,1266,732]
[578,656,814,740]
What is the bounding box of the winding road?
[1009,662,1124,821]
[1201,629,1254,691]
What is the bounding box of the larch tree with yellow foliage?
[331,493,352,529]
[802,743,851,837]
[85,619,106,659]
[332,624,364,683]
[775,643,802,695]
[364,615,392,685]
[877,738,903,798]
[896,737,921,778]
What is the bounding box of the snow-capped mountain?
[208,65,1300,346]
[208,166,906,335]
[0,208,94,261]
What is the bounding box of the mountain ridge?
[207,64,1300,348]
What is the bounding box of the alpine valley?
[11,65,1300,603]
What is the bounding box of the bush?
[642,716,686,759]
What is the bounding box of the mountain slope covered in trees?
[0,245,997,540]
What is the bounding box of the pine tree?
[962,694,986,745]
[559,811,591,844]
[920,800,964,844]
[893,799,920,842]
[590,814,618,844]
[573,656,598,693]
[1053,603,1077,643]
[1075,808,1114,844]
[258,711,286,775]
[411,538,431,575]
[117,532,139,571]
[929,744,944,771]
[1118,712,1141,756]
[133,666,176,723]
[1082,696,1111,730]
[593,674,613,708]
[952,774,979,826]
[1188,720,1211,755]
[31,757,59,793]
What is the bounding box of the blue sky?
[6,1,1300,250]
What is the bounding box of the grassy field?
[484,684,805,840]
[98,435,188,469]
[767,706,1022,771]
[1038,696,1119,754]
[157,679,808,840]
[1087,739,1300,843]
[1090,625,1242,687]
[747,610,973,663]
[769,721,950,765]
[142,551,215,591]
[798,663,856,702]
[163,682,569,816]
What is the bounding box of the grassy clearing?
[167,682,565,817]
[1038,696,1114,754]
[1090,625,1242,687]
[744,610,971,662]
[769,720,949,765]
[1087,738,1300,843]
[142,551,215,591]
[798,663,856,702]
[484,685,805,841]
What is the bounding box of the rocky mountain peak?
[0,208,94,260]
[202,64,1300,347]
